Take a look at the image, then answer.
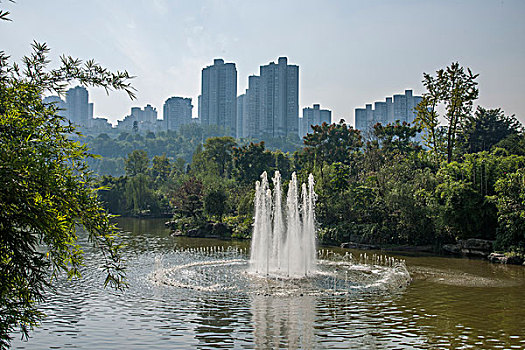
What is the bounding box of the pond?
[13,218,525,349]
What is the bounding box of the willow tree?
[415,62,479,163]
[0,40,134,347]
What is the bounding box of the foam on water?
[150,248,411,296]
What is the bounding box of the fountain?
[249,171,316,278]
[151,170,411,296]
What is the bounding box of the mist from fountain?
[249,171,317,278]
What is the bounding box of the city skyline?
[2,0,524,126]
[355,90,422,134]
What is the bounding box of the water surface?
[13,218,525,349]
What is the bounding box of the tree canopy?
[0,41,133,347]
[415,62,479,163]
[460,106,521,154]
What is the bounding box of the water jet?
[151,171,411,296]
[249,171,316,278]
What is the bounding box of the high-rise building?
[355,89,422,134]
[66,86,90,127]
[199,58,237,137]
[240,57,299,139]
[164,97,193,131]
[242,75,261,138]
[43,95,68,119]
[236,93,246,139]
[299,104,332,138]
[259,57,299,138]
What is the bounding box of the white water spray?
[249,171,317,278]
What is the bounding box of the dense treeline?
[96,63,525,253]
[81,124,302,176]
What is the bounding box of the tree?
[415,70,447,162]
[204,189,228,222]
[124,173,158,216]
[495,133,525,156]
[301,120,362,180]
[172,178,204,218]
[97,175,128,215]
[372,121,421,154]
[232,142,273,185]
[441,63,479,163]
[124,150,149,177]
[460,106,521,154]
[494,169,525,251]
[273,150,292,181]
[434,178,497,240]
[202,136,237,178]
[0,40,134,347]
[415,62,479,163]
[150,153,171,184]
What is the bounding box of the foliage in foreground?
[0,42,133,348]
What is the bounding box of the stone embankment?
[443,238,493,258]
[487,253,524,265]
[441,239,524,265]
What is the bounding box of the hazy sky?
[2,0,524,125]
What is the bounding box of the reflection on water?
[12,218,525,349]
[252,295,315,349]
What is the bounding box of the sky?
[2,0,524,126]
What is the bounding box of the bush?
[223,215,253,239]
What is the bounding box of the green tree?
[202,136,237,178]
[460,106,521,154]
[434,178,497,240]
[416,62,479,163]
[0,41,133,347]
[172,177,204,218]
[372,121,421,154]
[415,71,444,161]
[495,133,525,156]
[494,169,525,251]
[301,120,362,180]
[273,150,292,181]
[97,175,128,215]
[150,154,171,185]
[232,142,273,185]
[124,150,149,177]
[204,188,228,222]
[124,173,158,216]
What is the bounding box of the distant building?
[66,86,91,127]
[199,58,237,137]
[163,97,193,131]
[259,57,299,138]
[91,117,113,131]
[236,93,246,138]
[355,89,422,134]
[117,104,160,132]
[43,95,68,120]
[240,57,299,139]
[243,75,261,138]
[44,87,95,127]
[299,104,332,138]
